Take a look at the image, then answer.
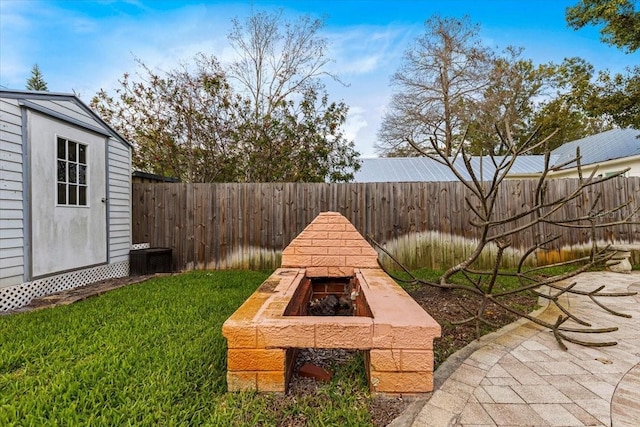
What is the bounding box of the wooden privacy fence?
[132,178,640,271]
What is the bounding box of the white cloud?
[325,25,413,78]
[344,106,367,138]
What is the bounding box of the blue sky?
[1,0,638,157]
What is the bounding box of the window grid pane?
[57,138,66,159]
[69,185,77,205]
[57,183,67,204]
[79,145,87,164]
[69,163,77,184]
[79,186,87,205]
[68,141,77,162]
[78,165,87,185]
[57,160,67,182]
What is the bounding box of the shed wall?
[108,137,132,262]
[0,98,25,287]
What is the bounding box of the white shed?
[0,89,132,311]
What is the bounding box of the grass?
[0,271,374,427]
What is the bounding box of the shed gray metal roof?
[353,155,553,182]
[551,128,640,168]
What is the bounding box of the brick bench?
[222,212,441,396]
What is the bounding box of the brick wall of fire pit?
[222,212,441,396]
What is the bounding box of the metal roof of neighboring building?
[353,155,553,182]
[551,128,640,168]
[353,128,640,182]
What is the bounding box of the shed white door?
[29,111,108,277]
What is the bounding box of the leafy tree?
[91,55,243,182]
[236,87,357,182]
[528,57,612,151]
[527,58,639,149]
[26,64,48,91]
[566,0,640,53]
[584,66,640,128]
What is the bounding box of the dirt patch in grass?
[409,286,537,368]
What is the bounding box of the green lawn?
[0,271,373,427]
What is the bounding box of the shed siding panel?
[1,170,22,184]
[108,139,131,263]
[1,136,22,152]
[0,97,24,287]
[1,255,23,267]
[1,237,24,250]
[109,179,129,189]
[0,219,23,229]
[2,132,22,150]
[0,99,22,124]
[0,208,22,219]
[0,119,21,134]
[1,179,22,192]
[0,189,22,201]
[0,199,22,212]
[1,247,22,259]
[0,266,23,286]
[0,150,22,165]
[0,228,22,240]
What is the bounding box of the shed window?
[57,137,88,206]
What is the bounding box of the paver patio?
[390,271,640,427]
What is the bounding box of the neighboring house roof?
[550,128,640,169]
[353,155,554,182]
[353,128,640,183]
[0,89,132,149]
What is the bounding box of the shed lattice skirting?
[0,261,129,312]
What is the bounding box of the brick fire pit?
[222,212,441,396]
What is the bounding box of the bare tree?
[92,15,360,183]
[373,125,639,350]
[227,9,338,119]
[377,16,494,157]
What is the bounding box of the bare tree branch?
[373,123,638,350]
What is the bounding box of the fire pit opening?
[283,275,372,317]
